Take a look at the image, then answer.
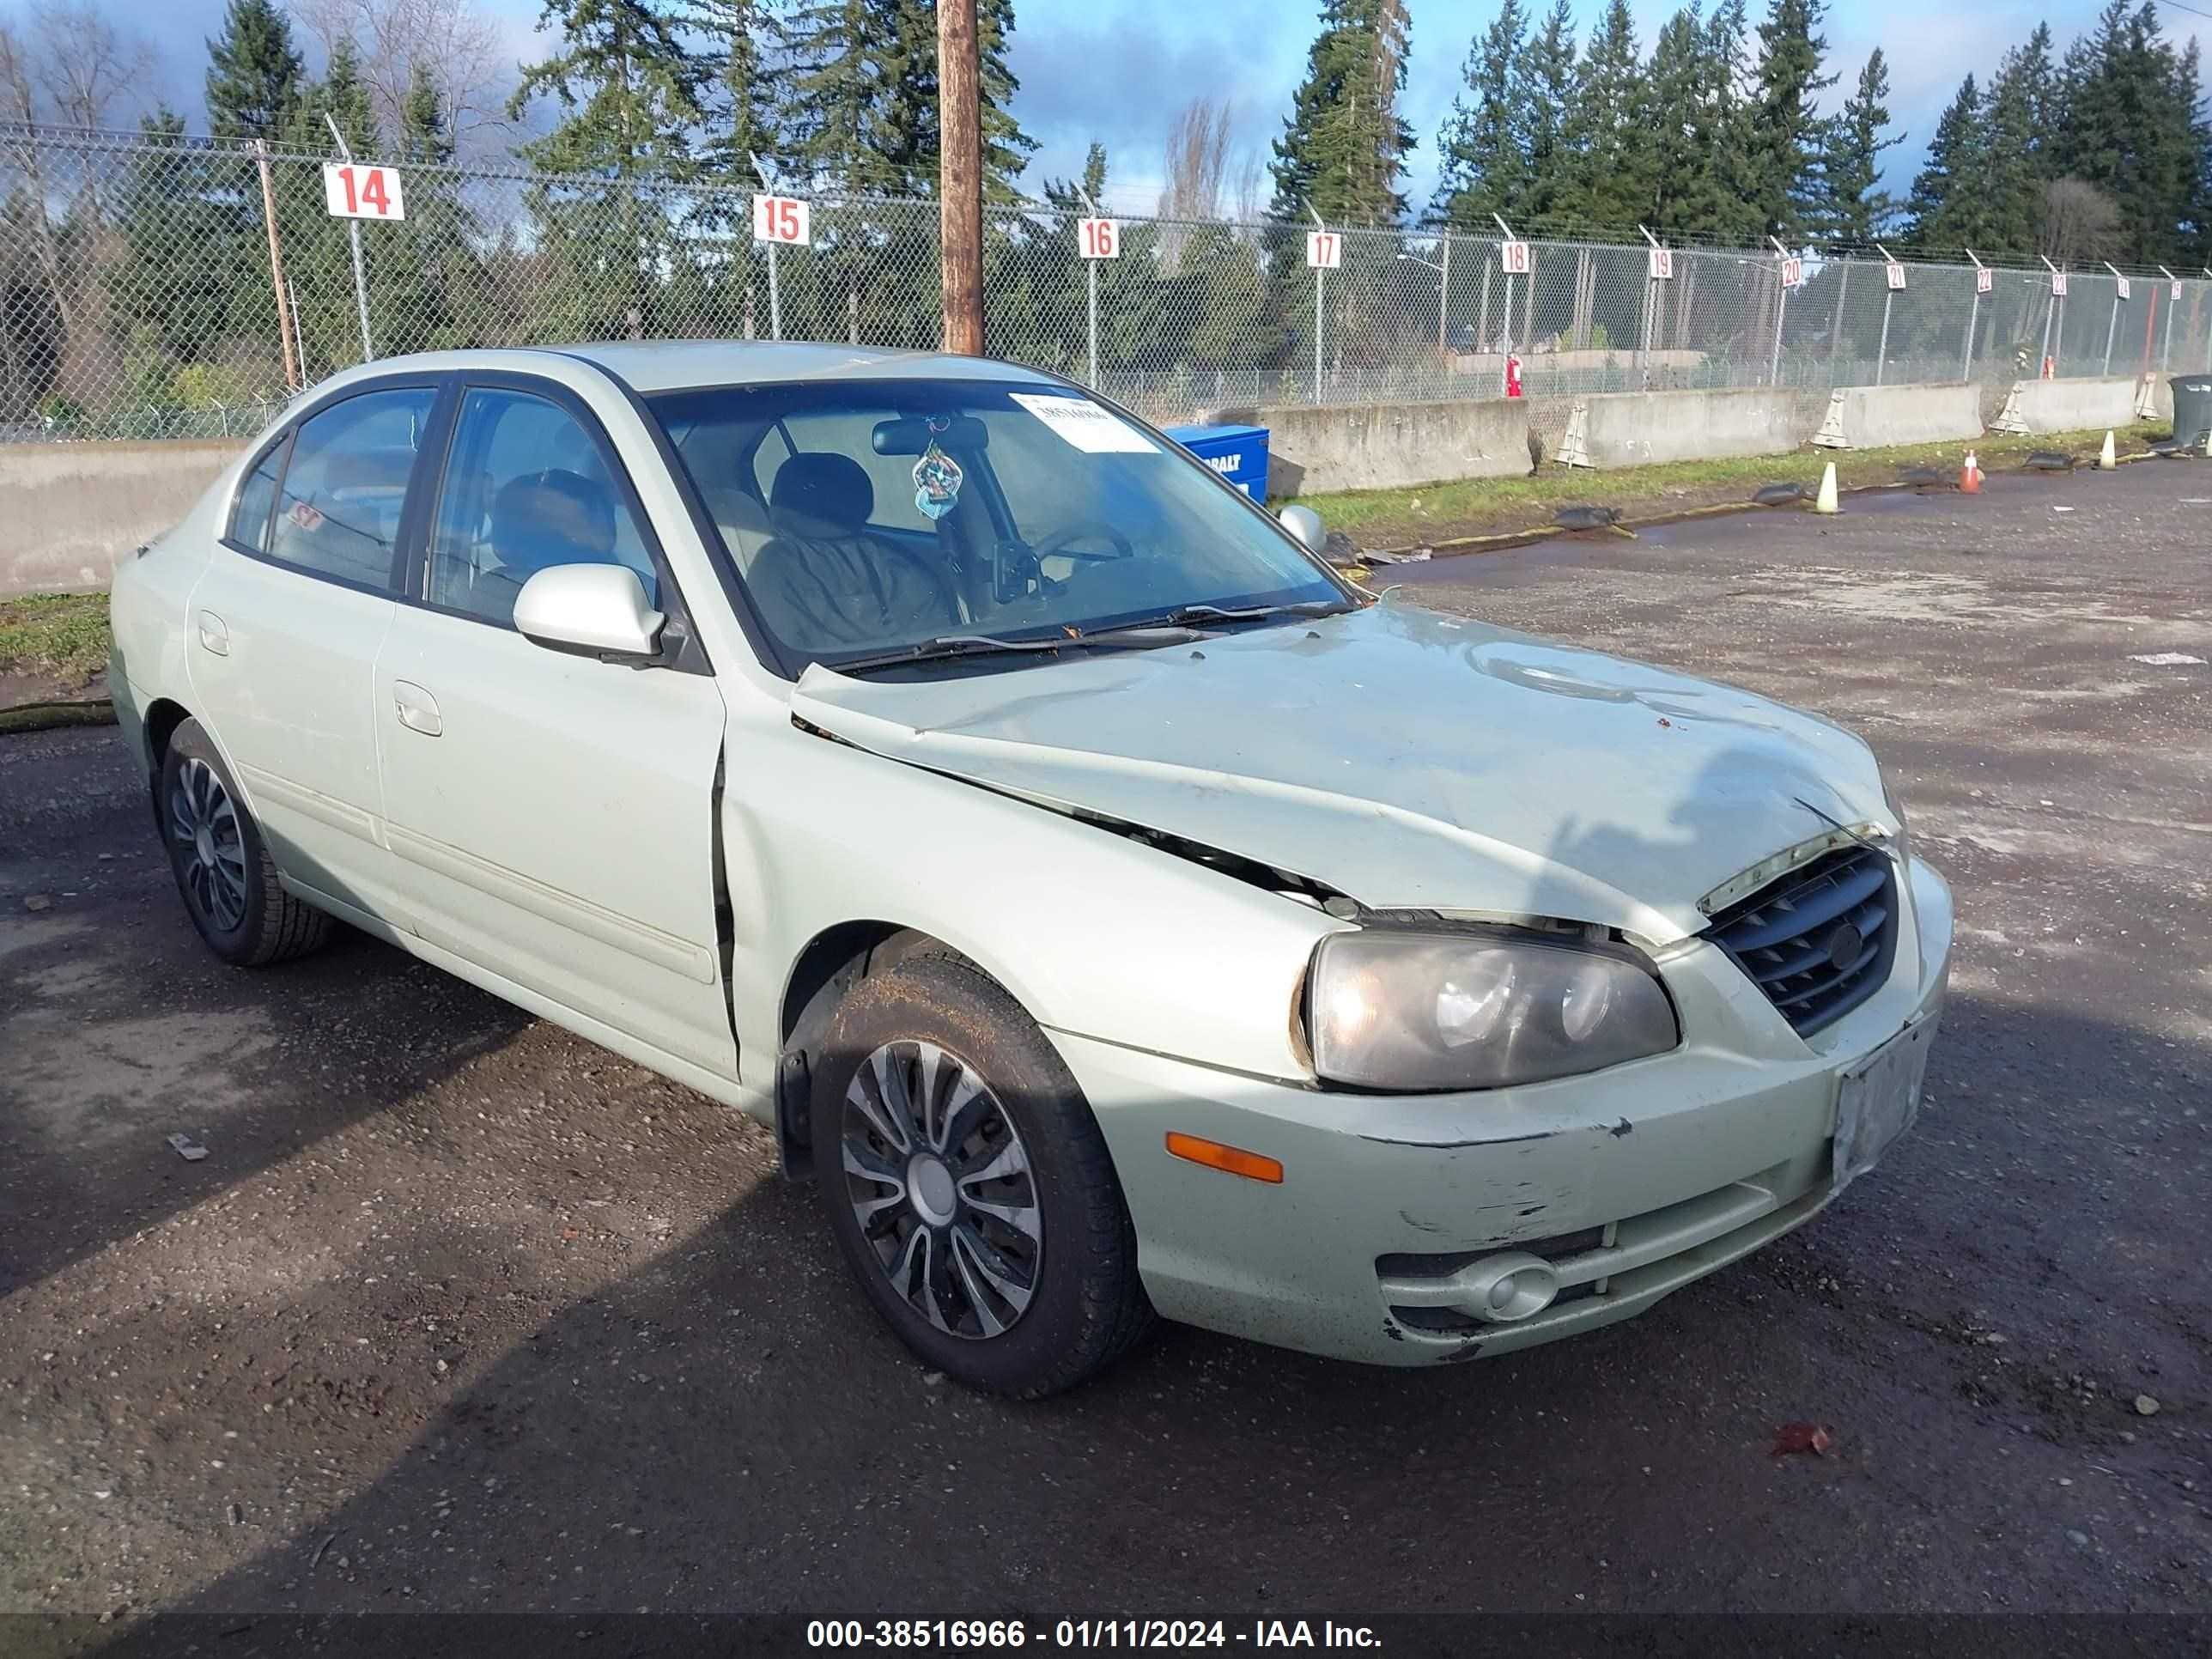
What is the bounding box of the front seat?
[746,453,956,653]
[451,468,619,623]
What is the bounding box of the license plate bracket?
[1832,1014,1939,1193]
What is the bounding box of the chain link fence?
[5,123,2212,443]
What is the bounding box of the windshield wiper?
[1079,599,1349,639]
[823,633,1076,675]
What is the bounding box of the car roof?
[543,340,1065,395]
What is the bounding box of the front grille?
[1705,843,1898,1037]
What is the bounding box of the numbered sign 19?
[1077,217,1120,260]
[1976,265,1993,295]
[1647,246,1674,281]
[1305,230,1341,270]
[1780,257,1804,289]
[322,162,405,221]
[751,194,811,246]
[2051,272,2069,297]
[2114,275,2131,300]
[1500,240,1532,276]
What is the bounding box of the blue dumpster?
[1163,422,1269,502]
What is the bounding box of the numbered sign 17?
[1305,230,1341,270]
[1647,246,1674,281]
[752,194,811,246]
[1078,218,1120,260]
[322,162,405,221]
[1885,261,1906,291]
[1975,265,1993,295]
[1500,240,1532,276]
[1780,257,1804,289]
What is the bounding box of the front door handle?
[392,680,442,738]
[195,610,229,656]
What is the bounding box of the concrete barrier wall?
[1568,386,1820,469]
[2,440,242,597]
[1231,398,1535,495]
[2002,376,2147,434]
[1813,381,1984,449]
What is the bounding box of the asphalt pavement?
[2,460,2208,1644]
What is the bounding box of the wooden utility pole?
[254,141,301,392]
[937,0,984,355]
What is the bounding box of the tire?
[157,718,331,967]
[811,952,1153,1397]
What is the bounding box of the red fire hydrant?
[1504,354,1523,399]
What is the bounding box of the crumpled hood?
[791,593,1891,943]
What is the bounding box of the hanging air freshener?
[913,417,964,521]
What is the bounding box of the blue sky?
[38,0,2210,218]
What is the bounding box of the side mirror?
[514,563,665,661]
[1279,503,1326,554]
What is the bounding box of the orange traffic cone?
[1960,450,1982,494]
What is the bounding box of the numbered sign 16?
[1305,230,1341,270]
[1885,261,1906,291]
[322,162,405,221]
[1780,257,1804,289]
[1647,246,1674,281]
[752,194,811,246]
[1078,217,1120,260]
[1976,265,1993,295]
[1500,240,1532,276]
[2114,275,2130,300]
[2051,272,2069,296]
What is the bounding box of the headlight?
[1307,928,1680,1091]
[1882,776,1911,861]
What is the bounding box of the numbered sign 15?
[322,162,405,221]
[1078,217,1120,260]
[1780,257,1804,289]
[2114,275,2131,300]
[752,194,811,246]
[1500,240,1532,276]
[2051,272,2069,296]
[1976,265,1993,295]
[1647,246,1674,281]
[1306,230,1341,270]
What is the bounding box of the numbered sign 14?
[1500,240,1532,276]
[1306,230,1341,270]
[322,162,405,221]
[1078,218,1120,260]
[752,194,811,246]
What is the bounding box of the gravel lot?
[3,462,2208,1644]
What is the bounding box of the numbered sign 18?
[1780,257,1804,289]
[2114,275,2130,300]
[322,162,405,221]
[1077,217,1120,260]
[1975,265,1993,295]
[2173,280,2185,302]
[752,194,811,246]
[1305,230,1341,270]
[1647,246,1674,281]
[1885,261,1907,291]
[1500,240,1532,276]
[2051,272,2069,296]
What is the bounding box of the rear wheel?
[158,719,330,966]
[811,953,1152,1397]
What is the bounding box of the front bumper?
[1052,855,1953,1366]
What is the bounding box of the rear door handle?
[392,680,442,738]
[195,610,229,656]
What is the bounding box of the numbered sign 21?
[1500,240,1532,276]
[322,162,405,221]
[1305,230,1341,270]
[1885,261,1906,291]
[1078,218,1120,260]
[1647,246,1674,281]
[752,194,811,246]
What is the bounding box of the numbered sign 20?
[752,194,811,246]
[322,162,405,221]
[2051,272,2069,297]
[1647,246,1674,281]
[1305,230,1341,270]
[1078,217,1120,260]
[1885,261,1906,291]
[1780,257,1804,289]
[1500,240,1532,276]
[1976,265,1993,295]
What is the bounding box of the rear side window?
[229,445,283,554]
[261,387,436,590]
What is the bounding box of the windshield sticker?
[913,441,964,521]
[1010,392,1160,454]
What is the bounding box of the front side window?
[425,387,659,627]
[648,380,1345,672]
[229,442,283,554]
[263,387,435,588]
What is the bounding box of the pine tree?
[1904,76,1987,251]
[1514,0,1578,231]
[692,0,781,184]
[400,67,453,164]
[1430,0,1528,230]
[293,35,378,153]
[1814,48,1902,246]
[1746,0,1834,241]
[1268,0,1418,225]
[204,0,305,142]
[1558,0,1654,231]
[1979,31,2052,259]
[1693,0,1762,245]
[2052,2,2203,264]
[1646,7,1717,235]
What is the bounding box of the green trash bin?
[2172,375,2212,450]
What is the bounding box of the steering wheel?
[1030,520,1134,562]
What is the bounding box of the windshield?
[645,379,1348,674]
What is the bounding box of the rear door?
[184,380,444,929]
[372,377,736,1079]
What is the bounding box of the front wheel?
[811,953,1152,1396]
